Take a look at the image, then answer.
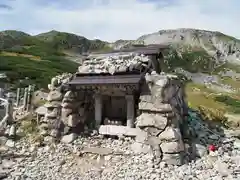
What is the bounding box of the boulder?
[0,136,8,145]
[136,113,168,130]
[50,129,59,138]
[51,77,58,87]
[61,133,77,143]
[138,102,172,112]
[5,139,15,148]
[9,125,16,137]
[47,90,63,102]
[64,91,75,99]
[158,127,182,142]
[46,108,59,118]
[194,143,208,157]
[160,141,184,154]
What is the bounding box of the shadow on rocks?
[183,108,226,161]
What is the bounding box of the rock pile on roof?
[77,44,168,75]
[78,53,150,75]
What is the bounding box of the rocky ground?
[0,134,240,180]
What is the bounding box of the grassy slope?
[0,30,111,88]
[160,37,240,122]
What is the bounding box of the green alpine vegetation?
[0,30,111,88]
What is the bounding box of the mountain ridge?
[1,28,240,125]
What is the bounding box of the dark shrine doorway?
[102,95,127,125]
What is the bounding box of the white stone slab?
[98,125,142,137]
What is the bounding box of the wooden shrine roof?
[68,73,143,86]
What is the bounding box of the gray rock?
[209,134,219,140]
[50,129,59,137]
[146,136,162,146]
[5,139,15,148]
[233,140,240,149]
[131,142,152,154]
[51,77,58,87]
[40,129,48,136]
[214,160,231,177]
[47,90,63,102]
[136,113,168,130]
[155,78,168,87]
[135,130,148,143]
[45,108,59,118]
[194,143,208,157]
[158,127,182,142]
[64,91,75,99]
[160,141,184,154]
[44,136,55,143]
[0,136,8,145]
[44,101,61,108]
[61,133,77,143]
[4,127,10,136]
[61,108,72,118]
[162,153,183,166]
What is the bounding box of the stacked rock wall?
[61,90,90,135]
[40,73,96,141]
[134,72,187,165]
[39,73,73,139]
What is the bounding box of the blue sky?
[0,0,239,42]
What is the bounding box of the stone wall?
[39,73,97,142]
[133,71,187,166]
[39,73,73,138]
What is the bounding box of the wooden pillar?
[126,94,135,128]
[95,93,102,128]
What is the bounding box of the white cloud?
[0,0,239,42]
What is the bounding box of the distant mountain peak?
[0,30,30,38]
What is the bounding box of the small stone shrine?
[42,44,188,165]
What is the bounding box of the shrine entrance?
[69,72,142,128]
[102,95,127,126]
